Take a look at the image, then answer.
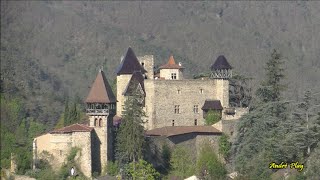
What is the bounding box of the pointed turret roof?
[159,55,184,69]
[123,71,146,96]
[85,70,116,103]
[116,47,147,75]
[211,55,232,70]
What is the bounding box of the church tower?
[210,55,232,108]
[85,69,116,173]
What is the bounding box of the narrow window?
[200,89,203,94]
[172,120,175,126]
[193,105,199,113]
[194,119,197,126]
[171,73,177,80]
[94,118,98,126]
[177,89,181,94]
[99,118,103,127]
[174,105,180,114]
[59,150,62,156]
[141,62,145,67]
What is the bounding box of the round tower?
[210,55,232,108]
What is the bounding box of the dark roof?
[211,55,232,70]
[159,55,184,69]
[116,47,147,75]
[50,124,93,134]
[146,126,222,137]
[85,70,116,103]
[201,100,223,110]
[123,71,146,96]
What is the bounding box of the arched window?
[94,118,98,126]
[194,119,197,126]
[99,118,103,127]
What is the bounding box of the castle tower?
[116,47,146,116]
[159,55,184,80]
[210,55,232,107]
[85,69,116,173]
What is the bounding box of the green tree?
[126,159,160,180]
[170,145,195,178]
[64,98,70,126]
[115,93,146,165]
[205,110,221,125]
[256,49,286,103]
[197,142,227,180]
[219,134,231,160]
[229,73,253,108]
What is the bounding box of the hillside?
[1,1,320,126]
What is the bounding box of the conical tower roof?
[116,47,147,75]
[211,55,232,70]
[159,55,184,69]
[85,70,116,103]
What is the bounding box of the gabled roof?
[123,71,146,96]
[85,70,116,103]
[159,55,184,69]
[146,126,222,137]
[201,100,223,110]
[50,124,93,134]
[116,47,147,75]
[211,55,232,70]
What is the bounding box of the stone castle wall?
[150,79,217,128]
[34,132,92,178]
[159,69,183,80]
[116,74,132,115]
[72,132,92,178]
[223,107,249,120]
[144,80,156,130]
[138,55,154,80]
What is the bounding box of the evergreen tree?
[63,98,70,126]
[115,93,146,165]
[229,74,253,108]
[256,49,286,103]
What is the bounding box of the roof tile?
[211,55,232,70]
[159,55,184,69]
[116,47,147,75]
[85,70,116,103]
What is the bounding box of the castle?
[33,47,247,178]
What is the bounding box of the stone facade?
[34,131,92,178]
[117,60,231,130]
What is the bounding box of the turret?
[159,55,184,80]
[85,69,116,171]
[116,47,146,116]
[210,55,232,79]
[210,55,232,108]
